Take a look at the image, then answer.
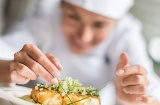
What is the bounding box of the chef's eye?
[93,22,105,28]
[67,14,80,22]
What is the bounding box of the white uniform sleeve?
[0,0,60,60]
[0,22,36,60]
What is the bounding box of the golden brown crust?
[31,89,62,105]
[63,94,100,105]
[31,89,100,105]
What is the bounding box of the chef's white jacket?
[0,0,160,105]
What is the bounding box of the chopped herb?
[36,77,99,96]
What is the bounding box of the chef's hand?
[10,44,63,84]
[115,52,160,105]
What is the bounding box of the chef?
[0,0,160,105]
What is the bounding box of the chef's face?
[61,2,117,55]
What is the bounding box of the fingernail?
[51,78,58,84]
[116,69,124,75]
[53,71,60,78]
[136,97,143,101]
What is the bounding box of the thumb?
[116,52,129,70]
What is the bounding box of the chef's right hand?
[10,44,63,85]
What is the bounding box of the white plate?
[0,86,35,105]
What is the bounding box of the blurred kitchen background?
[0,0,160,75]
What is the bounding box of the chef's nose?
[79,25,93,43]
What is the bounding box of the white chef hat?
[63,0,134,19]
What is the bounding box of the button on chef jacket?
[0,1,160,105]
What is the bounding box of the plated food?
[21,77,101,105]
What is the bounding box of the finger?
[10,62,30,84]
[133,95,150,104]
[10,69,30,84]
[14,51,58,84]
[22,44,60,77]
[141,96,159,104]
[118,94,146,104]
[131,95,146,104]
[45,53,63,71]
[11,62,39,80]
[116,52,129,75]
[126,95,153,105]
[122,75,149,86]
[123,85,147,94]
[118,64,148,76]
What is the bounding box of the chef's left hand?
[115,52,160,105]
